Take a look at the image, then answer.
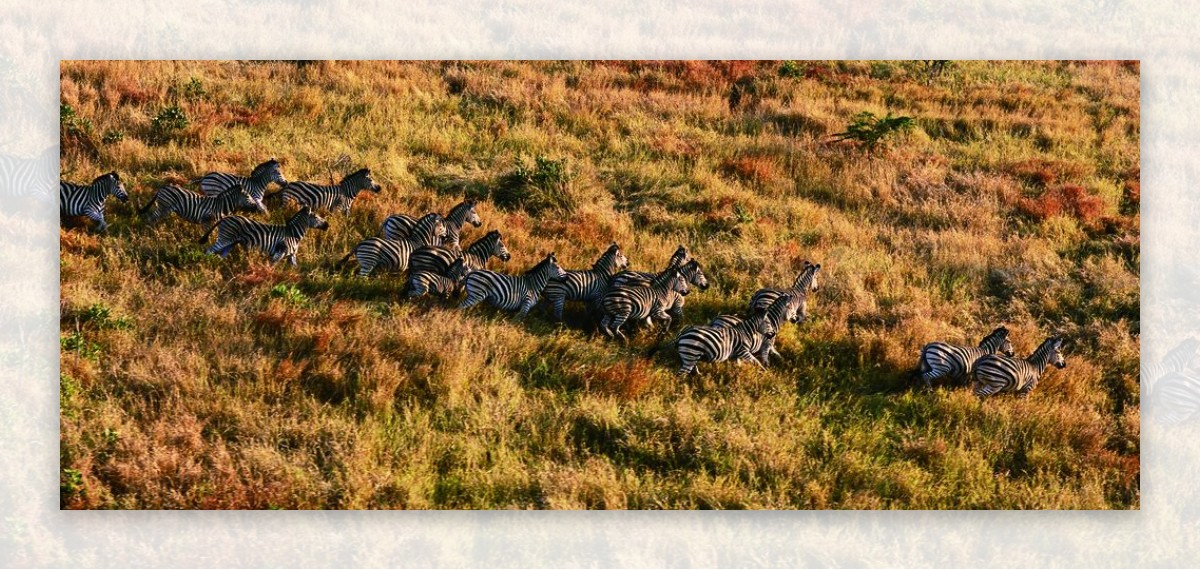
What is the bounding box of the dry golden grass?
[60,60,1139,509]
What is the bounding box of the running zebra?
[408,230,511,276]
[381,198,482,251]
[140,184,265,225]
[748,261,821,323]
[609,244,690,288]
[340,213,445,277]
[1143,337,1199,392]
[973,336,1066,399]
[0,146,57,213]
[1153,369,1200,424]
[195,158,288,207]
[915,326,1015,390]
[199,206,329,266]
[275,168,381,213]
[60,171,129,232]
[457,253,567,320]
[672,295,785,376]
[542,242,629,322]
[599,268,690,340]
[708,292,799,366]
[407,256,468,299]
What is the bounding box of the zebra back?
[410,230,510,276]
[973,336,1065,398]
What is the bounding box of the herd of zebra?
[61,158,1068,395]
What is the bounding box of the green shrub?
[270,284,311,307]
[831,111,915,151]
[149,104,189,144]
[492,156,574,215]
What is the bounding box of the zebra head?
[793,261,821,293]
[97,171,128,202]
[254,158,288,187]
[596,242,629,273]
[291,206,329,231]
[981,326,1015,356]
[458,198,483,227]
[612,243,629,270]
[532,253,567,280]
[344,168,382,193]
[668,268,691,297]
[1049,337,1067,369]
[668,244,691,269]
[483,230,512,262]
[682,259,710,291]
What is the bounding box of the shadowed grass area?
[59,60,1138,509]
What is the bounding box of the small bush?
[101,129,125,144]
[61,331,102,361]
[269,284,311,308]
[492,156,574,215]
[778,60,805,78]
[149,104,189,144]
[831,111,915,151]
[81,303,133,330]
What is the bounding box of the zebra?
[915,326,1015,391]
[407,256,468,299]
[198,206,329,266]
[340,213,445,277]
[381,198,482,251]
[748,261,821,323]
[672,295,785,376]
[60,171,129,232]
[0,146,58,213]
[274,168,381,213]
[195,158,288,208]
[609,244,690,288]
[1153,369,1200,424]
[1143,337,1200,393]
[457,253,567,320]
[541,242,629,322]
[708,292,800,366]
[598,268,690,340]
[408,230,511,276]
[140,183,265,225]
[973,336,1066,399]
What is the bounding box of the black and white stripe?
[60,171,129,232]
[708,292,798,366]
[748,261,821,324]
[458,253,567,320]
[609,244,690,288]
[915,326,1014,390]
[1153,369,1200,424]
[408,230,512,276]
[195,158,287,208]
[599,268,690,340]
[341,213,445,277]
[0,146,58,211]
[407,256,468,299]
[140,183,265,225]
[542,242,629,321]
[276,168,381,213]
[674,295,784,375]
[199,206,329,265]
[381,199,482,251]
[973,336,1066,399]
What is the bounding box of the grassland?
[59,60,1140,509]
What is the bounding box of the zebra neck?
[1027,345,1055,373]
[443,226,462,247]
[285,218,310,238]
[243,177,269,198]
[525,269,554,290]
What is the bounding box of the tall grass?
[59,60,1139,509]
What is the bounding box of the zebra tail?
[644,329,673,358]
[338,250,356,265]
[137,193,157,216]
[197,221,219,244]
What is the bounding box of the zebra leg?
[516,293,538,321]
[87,210,108,232]
[609,312,630,341]
[677,355,697,376]
[552,295,566,322]
[457,285,486,310]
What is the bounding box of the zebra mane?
[592,243,621,272]
[446,199,478,226]
[668,245,690,268]
[251,159,280,178]
[94,171,119,184]
[342,167,370,182]
[466,230,501,254]
[792,262,820,291]
[762,293,793,325]
[525,253,558,275]
[978,326,1009,349]
[411,213,443,241]
[1028,336,1063,365]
